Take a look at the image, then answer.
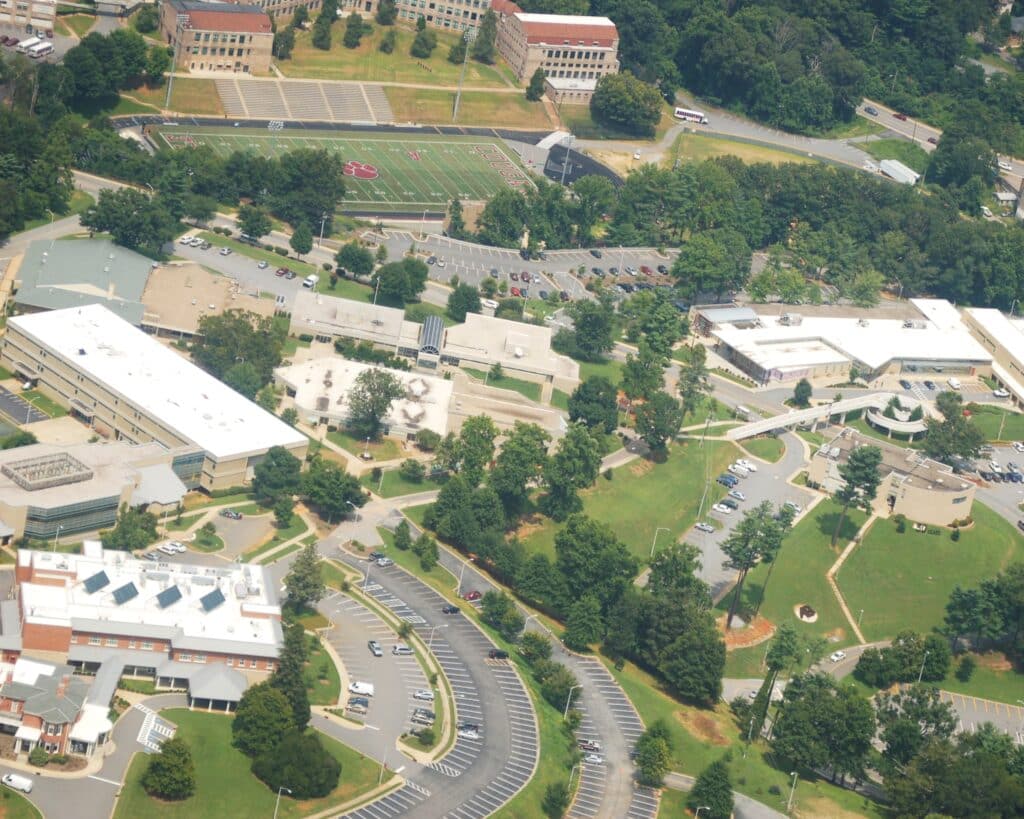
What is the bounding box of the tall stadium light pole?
[560,135,574,186]
[453,28,478,123]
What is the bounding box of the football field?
[150,126,533,212]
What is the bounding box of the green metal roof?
[14,238,151,324]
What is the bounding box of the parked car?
[578,739,601,752]
[657,264,668,274]
[735,458,758,473]
[609,266,619,276]
[640,265,652,275]
[257,260,269,269]
[711,503,733,515]
[511,287,521,297]
[695,522,715,534]
[927,136,938,145]
[728,489,746,502]
[393,643,413,655]
[923,379,937,390]
[463,590,482,601]
[829,650,847,663]
[894,112,908,121]
[489,268,500,278]
[413,689,435,702]
[728,463,749,477]
[539,290,548,300]
[275,267,288,277]
[369,551,385,561]
[717,474,739,487]
[367,640,383,657]
[510,271,519,281]
[584,753,605,764]
[784,501,802,514]
[218,247,232,256]
[286,270,297,280]
[559,291,570,302]
[1014,441,1024,453]
[589,249,602,258]
[994,388,1010,398]
[376,557,394,567]
[721,498,739,510]
[899,379,912,390]
[488,649,509,660]
[348,681,375,696]
[442,604,460,614]
[426,255,437,265]
[220,509,243,520]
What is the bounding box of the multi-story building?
[160,0,273,75]
[0,0,55,34]
[16,543,282,687]
[0,441,187,546]
[255,0,324,18]
[1,304,307,492]
[496,11,619,99]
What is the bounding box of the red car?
[463,590,482,601]
[275,267,288,277]
[511,287,521,297]
[894,113,908,121]
[927,137,938,145]
[640,265,652,275]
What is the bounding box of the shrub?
[322,262,333,271]
[274,246,289,256]
[29,746,49,767]
[894,514,906,533]
[398,458,426,483]
[142,738,195,800]
[956,655,976,681]
[951,527,960,541]
[251,728,340,799]
[416,726,435,745]
[371,466,383,482]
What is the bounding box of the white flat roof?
[276,357,453,436]
[443,313,566,377]
[546,77,597,91]
[290,291,406,343]
[964,307,1024,365]
[715,309,991,372]
[8,305,305,461]
[18,547,281,653]
[515,13,615,26]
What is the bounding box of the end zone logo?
[343,160,379,180]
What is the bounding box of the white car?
[348,681,375,697]
[829,650,847,663]
[728,489,746,502]
[157,544,177,556]
[584,753,605,764]
[1014,442,1024,453]
[178,234,195,245]
[990,460,1002,472]
[993,388,1010,398]
[736,458,758,472]
[219,247,232,256]
[257,260,269,269]
[435,258,446,268]
[784,501,802,514]
[695,522,715,533]
[413,689,435,702]
[711,503,733,515]
[998,160,1013,172]
[168,541,186,553]
[728,463,749,477]
[376,557,394,567]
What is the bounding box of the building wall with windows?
[0,0,55,32]
[496,12,619,85]
[161,0,273,75]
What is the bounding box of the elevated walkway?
[725,392,932,441]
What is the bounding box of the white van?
[348,681,375,697]
[947,377,962,391]
[28,42,53,59]
[302,274,319,289]
[2,773,33,793]
[16,37,41,53]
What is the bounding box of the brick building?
[160,0,273,75]
[0,0,55,34]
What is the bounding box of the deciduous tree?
[567,376,618,434]
[233,682,293,756]
[634,391,683,452]
[831,444,882,546]
[346,367,405,440]
[688,758,733,819]
[142,738,195,800]
[253,445,302,504]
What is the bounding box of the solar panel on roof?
[112,582,139,605]
[83,570,109,595]
[156,585,182,609]
[200,587,225,612]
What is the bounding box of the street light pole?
[559,135,574,186]
[317,211,329,248]
[52,524,63,551]
[695,808,711,818]
[273,786,292,819]
[650,527,670,559]
[346,500,360,522]
[456,559,470,592]
[427,623,448,651]
[857,608,864,628]
[917,650,930,684]
[787,771,798,814]
[563,684,582,719]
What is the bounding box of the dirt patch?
[513,515,549,541]
[675,708,730,746]
[975,651,1013,672]
[628,459,654,478]
[795,795,868,819]
[720,614,776,650]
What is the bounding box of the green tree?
[415,428,442,452]
[923,391,986,464]
[447,283,482,322]
[541,781,571,818]
[472,10,497,63]
[193,310,285,388]
[274,26,296,59]
[134,4,159,32]
[447,38,467,64]
[223,360,262,399]
[518,631,552,664]
[876,684,958,769]
[379,28,397,53]
[399,458,426,483]
[142,738,195,800]
[526,67,546,101]
[100,505,158,552]
[343,12,365,48]
[274,496,294,528]
[373,258,429,305]
[634,723,672,786]
[375,0,395,24]
[563,594,604,650]
[554,514,637,613]
[335,241,374,276]
[416,14,425,31]
[634,391,683,452]
[270,622,311,729]
[80,187,175,257]
[413,531,438,571]
[831,444,882,546]
[237,204,273,242]
[346,367,405,440]
[253,445,302,504]
[722,502,787,629]
[393,519,413,551]
[567,299,614,360]
[568,376,618,434]
[621,340,664,401]
[571,175,616,243]
[541,422,601,520]
[281,407,299,426]
[251,728,340,798]
[452,415,498,487]
[480,590,526,641]
[1,430,37,449]
[535,660,579,711]
[302,457,366,523]
[410,29,437,58]
[489,421,550,518]
[688,758,733,819]
[447,198,466,239]
[283,543,326,610]
[793,377,812,407]
[232,682,293,756]
[144,45,171,86]
[291,6,309,27]
[590,71,662,136]
[290,221,313,259]
[677,343,711,418]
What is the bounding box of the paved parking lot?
[0,385,49,425]
[940,691,1024,743]
[173,239,308,305]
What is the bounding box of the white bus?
[15,37,42,53]
[28,42,54,59]
[674,107,709,125]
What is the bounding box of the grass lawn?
[318,274,376,302]
[384,86,553,130]
[114,708,387,819]
[607,658,882,817]
[710,367,757,388]
[681,398,741,428]
[20,389,67,418]
[819,117,887,139]
[966,404,1024,442]
[260,542,302,564]
[740,436,785,464]
[577,357,624,385]
[127,78,224,116]
[550,389,570,411]
[63,12,95,37]
[797,429,828,447]
[719,500,868,648]
[18,190,94,233]
[463,367,542,402]
[110,96,161,116]
[166,512,205,532]
[837,503,1024,642]
[404,301,456,326]
[304,635,341,706]
[360,468,445,499]
[518,439,739,563]
[158,126,534,212]
[657,789,688,818]
[561,105,676,142]
[191,529,224,553]
[322,560,355,592]
[377,528,457,602]
[665,132,816,167]
[937,652,1024,704]
[327,429,403,461]
[862,138,931,174]
[285,24,513,87]
[0,789,42,819]
[242,516,309,562]
[848,416,921,448]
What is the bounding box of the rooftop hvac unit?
[829,447,841,459]
[513,346,524,358]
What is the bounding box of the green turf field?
[151,127,532,211]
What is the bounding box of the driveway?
[210,514,274,559]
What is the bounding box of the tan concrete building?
[0,0,54,33]
[1,305,307,492]
[961,307,1024,409]
[161,0,273,75]
[496,11,619,95]
[807,429,975,527]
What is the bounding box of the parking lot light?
[563,684,582,719]
[427,623,448,651]
[273,786,292,819]
[650,527,670,559]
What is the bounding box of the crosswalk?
[134,703,176,753]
